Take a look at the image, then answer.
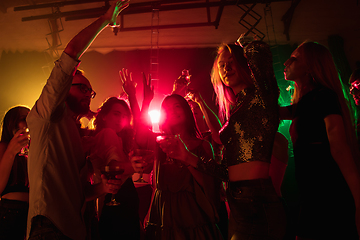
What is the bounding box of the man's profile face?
[350,79,360,106]
[67,74,93,115]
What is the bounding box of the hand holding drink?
[19,128,30,156]
[9,127,30,157]
[156,134,181,159]
[156,134,194,166]
[101,160,124,206]
[131,149,154,183]
[101,165,125,180]
[156,135,176,164]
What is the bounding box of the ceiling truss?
[13,0,291,32]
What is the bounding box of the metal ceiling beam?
[14,0,289,12]
[14,0,109,11]
[63,0,234,31]
[14,0,290,33]
[21,6,108,21]
[281,0,301,41]
[118,21,219,32]
[121,0,237,14]
[13,0,198,11]
[18,0,238,21]
[213,0,226,29]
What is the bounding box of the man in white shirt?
[26,1,130,239]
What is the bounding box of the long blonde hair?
[293,41,359,161]
[211,43,252,123]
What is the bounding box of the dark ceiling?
[0,0,359,70]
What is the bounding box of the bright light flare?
[148,110,160,124]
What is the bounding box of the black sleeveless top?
[1,154,29,196]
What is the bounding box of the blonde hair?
[211,43,252,122]
[293,41,359,161]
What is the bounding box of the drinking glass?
[156,135,176,164]
[100,165,124,206]
[18,128,30,157]
[133,149,154,183]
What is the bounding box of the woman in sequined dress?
[281,41,360,239]
[177,37,287,239]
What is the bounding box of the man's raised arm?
[64,0,130,60]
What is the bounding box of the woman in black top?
[282,41,360,239]
[0,106,30,240]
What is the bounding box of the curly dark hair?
[93,97,134,154]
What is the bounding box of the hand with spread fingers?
[119,68,136,97]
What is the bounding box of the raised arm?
[171,75,189,96]
[187,90,222,144]
[64,0,129,60]
[30,0,130,120]
[119,68,141,127]
[240,35,278,98]
[140,73,155,129]
[134,73,155,149]
[141,73,154,114]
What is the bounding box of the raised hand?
[186,89,203,104]
[119,68,136,97]
[142,72,154,104]
[104,0,130,26]
[236,33,255,47]
[172,77,188,95]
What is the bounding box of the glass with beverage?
[156,134,177,164]
[133,149,154,183]
[100,163,124,206]
[18,128,30,157]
